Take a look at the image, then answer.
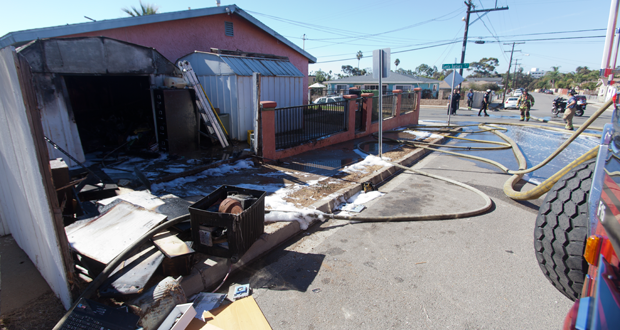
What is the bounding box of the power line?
[315,40,462,64]
[470,28,606,39]
[482,35,605,43]
[247,8,465,49]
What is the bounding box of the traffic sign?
[442,63,470,70]
[443,71,464,88]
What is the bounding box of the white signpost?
[373,48,390,158]
[443,65,465,126]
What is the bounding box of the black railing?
[382,94,395,118]
[401,92,417,114]
[371,94,397,122]
[274,100,348,150]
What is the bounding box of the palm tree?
[122,1,159,16]
[394,58,400,71]
[546,66,561,89]
[356,51,363,70]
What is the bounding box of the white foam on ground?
[345,151,391,173]
[403,130,443,140]
[150,159,254,193]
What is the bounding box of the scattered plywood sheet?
[153,231,195,258]
[66,201,167,265]
[97,190,165,210]
[186,297,271,330]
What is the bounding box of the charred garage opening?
[63,75,154,154]
[16,36,190,166]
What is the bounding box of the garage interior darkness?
[63,75,155,154]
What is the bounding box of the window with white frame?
[395,85,412,91]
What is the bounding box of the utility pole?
[513,60,521,89]
[459,1,509,77]
[502,42,524,106]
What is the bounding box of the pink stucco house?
[0,4,316,103]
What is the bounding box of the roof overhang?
[0,5,316,64]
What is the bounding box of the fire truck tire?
[534,158,595,301]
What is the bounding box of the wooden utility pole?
[513,60,521,89]
[502,42,524,106]
[459,1,508,77]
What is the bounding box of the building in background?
[325,73,440,98]
[528,68,546,78]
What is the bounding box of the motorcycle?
[551,97,585,117]
[576,98,587,116]
[551,97,566,117]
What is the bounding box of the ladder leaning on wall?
[177,60,229,148]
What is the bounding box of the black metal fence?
[371,94,397,122]
[401,92,417,114]
[382,94,396,118]
[274,100,348,150]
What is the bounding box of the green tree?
[313,69,332,83]
[467,57,500,77]
[340,65,366,77]
[415,64,437,78]
[122,1,159,16]
[394,58,400,70]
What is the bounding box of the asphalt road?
[430,92,610,129]
[223,94,610,329]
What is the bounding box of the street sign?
[373,48,391,79]
[442,63,470,70]
[443,71,464,88]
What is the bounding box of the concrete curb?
[180,134,447,297]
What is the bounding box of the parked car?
[504,97,519,109]
[544,89,554,94]
[512,89,523,97]
[313,96,345,104]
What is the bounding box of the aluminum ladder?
[178,60,229,148]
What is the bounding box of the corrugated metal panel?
[218,55,303,77]
[243,58,270,76]
[199,75,240,139]
[0,47,72,307]
[184,53,235,76]
[261,60,303,77]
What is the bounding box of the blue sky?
[0,0,612,77]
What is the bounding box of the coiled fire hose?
[268,98,613,222]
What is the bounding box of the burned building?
[15,36,200,165]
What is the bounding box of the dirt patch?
[284,180,354,207]
[0,292,66,330]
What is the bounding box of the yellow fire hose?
[389,98,613,200]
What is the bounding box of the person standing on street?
[564,90,577,130]
[517,89,535,121]
[467,89,474,110]
[450,90,461,115]
[479,89,490,116]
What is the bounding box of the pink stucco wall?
[64,13,310,103]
